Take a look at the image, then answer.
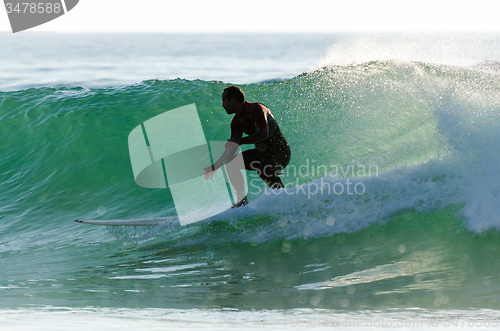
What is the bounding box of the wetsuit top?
[230,102,279,146]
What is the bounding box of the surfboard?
[74,216,180,226]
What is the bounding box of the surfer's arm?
[204,143,239,180]
[204,122,242,179]
[215,122,242,167]
[230,121,244,141]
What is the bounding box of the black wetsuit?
[231,104,291,188]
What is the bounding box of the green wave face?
[1,61,500,310]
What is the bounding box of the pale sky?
[1,0,500,33]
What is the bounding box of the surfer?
[204,86,291,208]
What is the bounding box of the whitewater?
[1,33,500,330]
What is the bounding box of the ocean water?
[1,33,500,330]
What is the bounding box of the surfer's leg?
[224,149,263,207]
[259,164,285,189]
[242,149,264,172]
[218,148,263,207]
[259,146,291,189]
[225,154,247,204]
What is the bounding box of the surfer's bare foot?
[231,197,248,208]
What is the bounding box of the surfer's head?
[223,85,245,103]
[222,85,245,114]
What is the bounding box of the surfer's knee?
[263,176,284,189]
[261,164,275,178]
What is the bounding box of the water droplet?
[282,240,292,252]
[110,176,119,185]
[310,296,321,306]
[278,219,288,227]
[38,193,47,202]
[206,291,216,301]
[97,206,107,215]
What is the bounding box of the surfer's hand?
[203,165,217,180]
[225,139,240,149]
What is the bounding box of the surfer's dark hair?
[223,85,245,103]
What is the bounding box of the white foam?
[319,34,500,67]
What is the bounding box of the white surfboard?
[74,216,180,226]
